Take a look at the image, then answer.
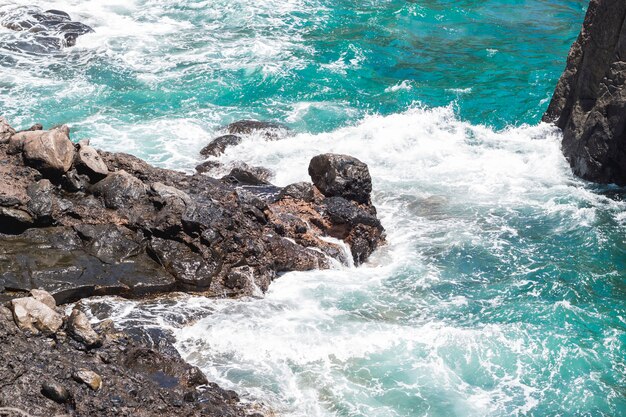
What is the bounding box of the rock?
[61,168,90,192]
[72,369,102,391]
[19,127,75,178]
[195,160,223,174]
[27,179,55,224]
[67,308,102,348]
[0,206,34,229]
[0,117,15,143]
[278,182,315,202]
[151,182,192,207]
[543,0,626,185]
[10,297,63,335]
[74,144,108,182]
[222,163,273,186]
[90,170,146,209]
[41,382,71,404]
[200,135,242,157]
[225,120,288,139]
[30,289,56,309]
[147,238,217,288]
[308,153,372,204]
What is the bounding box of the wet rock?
[278,182,315,202]
[0,117,15,143]
[27,179,55,225]
[41,381,71,404]
[10,296,63,335]
[18,126,75,178]
[67,308,102,348]
[74,143,109,182]
[147,237,217,288]
[309,153,372,203]
[195,160,223,174]
[222,163,273,186]
[90,170,146,209]
[72,369,102,391]
[543,0,626,185]
[226,119,289,139]
[200,134,242,157]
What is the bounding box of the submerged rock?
[543,0,626,185]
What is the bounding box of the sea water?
[2,1,626,416]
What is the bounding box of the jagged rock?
[147,238,217,288]
[200,134,242,157]
[278,182,315,202]
[226,120,289,139]
[30,289,56,309]
[0,117,15,143]
[543,0,626,184]
[195,160,223,174]
[309,153,372,204]
[18,126,75,177]
[10,296,63,335]
[74,143,108,182]
[67,308,102,348]
[222,163,273,186]
[61,168,90,192]
[72,369,102,391]
[41,381,71,404]
[27,179,54,224]
[90,170,146,209]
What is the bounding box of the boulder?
[226,120,288,139]
[30,289,56,309]
[10,296,63,335]
[308,153,372,203]
[0,117,15,143]
[543,0,626,184]
[67,308,102,348]
[74,144,109,182]
[200,134,242,157]
[72,369,102,391]
[19,127,75,177]
[222,163,273,186]
[147,238,217,288]
[90,170,146,209]
[278,182,315,202]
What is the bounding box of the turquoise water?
[4,1,626,416]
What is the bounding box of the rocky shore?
[0,117,385,415]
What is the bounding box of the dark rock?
[61,168,90,192]
[74,143,109,182]
[308,153,372,203]
[225,119,289,140]
[222,163,273,186]
[90,170,146,209]
[543,0,626,184]
[27,179,55,225]
[18,126,75,178]
[195,160,223,174]
[200,134,242,157]
[67,308,102,348]
[147,237,217,289]
[278,182,315,202]
[41,381,71,404]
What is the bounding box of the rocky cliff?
[543,0,626,185]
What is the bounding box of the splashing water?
[4,0,626,416]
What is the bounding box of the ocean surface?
[3,0,626,416]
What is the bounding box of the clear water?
[3,1,626,416]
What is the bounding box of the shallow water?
[3,0,626,416]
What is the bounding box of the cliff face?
[543,0,626,185]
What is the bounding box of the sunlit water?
[3,1,626,416]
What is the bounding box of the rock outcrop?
[0,290,257,416]
[0,119,385,304]
[543,0,626,185]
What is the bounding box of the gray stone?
[90,170,146,209]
